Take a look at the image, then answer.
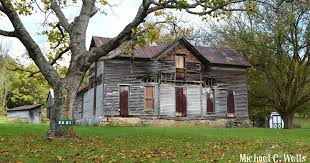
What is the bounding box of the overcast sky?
[0,0,206,64]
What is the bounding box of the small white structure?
[269,112,284,128]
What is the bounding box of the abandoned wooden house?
[49,36,251,126]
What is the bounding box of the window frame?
[175,54,185,69]
[175,54,186,80]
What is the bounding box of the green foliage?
[201,1,310,119]
[0,54,14,115]
[6,64,50,108]
[176,0,189,10]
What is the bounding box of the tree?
[6,64,50,109]
[0,39,12,115]
[0,0,260,138]
[202,0,310,128]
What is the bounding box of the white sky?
[0,0,207,64]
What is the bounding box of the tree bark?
[47,77,81,138]
[281,112,294,129]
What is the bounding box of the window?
[227,90,235,117]
[207,89,215,113]
[175,54,186,80]
[175,55,185,68]
[144,86,154,111]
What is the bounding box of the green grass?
[0,121,309,163]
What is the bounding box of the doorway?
[175,87,187,116]
[119,85,129,117]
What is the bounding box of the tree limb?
[0,0,61,87]
[7,47,70,77]
[50,0,71,31]
[89,0,153,62]
[7,67,35,74]
[0,29,16,37]
[50,47,70,66]
[54,22,65,48]
[289,93,310,112]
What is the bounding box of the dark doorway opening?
[175,87,187,117]
[119,85,129,117]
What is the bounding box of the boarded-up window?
[175,54,186,80]
[145,86,154,111]
[227,90,235,117]
[207,89,215,113]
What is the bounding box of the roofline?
[153,37,209,64]
[7,104,42,112]
[90,36,251,67]
[208,63,251,68]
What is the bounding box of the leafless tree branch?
[0,29,16,37]
[54,22,66,48]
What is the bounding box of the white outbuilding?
[269,112,284,128]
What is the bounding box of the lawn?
[0,121,309,162]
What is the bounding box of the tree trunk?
[47,79,80,138]
[282,112,294,129]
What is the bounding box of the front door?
[119,85,129,117]
[176,87,187,116]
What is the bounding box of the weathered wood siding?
[73,43,249,121]
[83,88,93,119]
[203,66,249,118]
[7,109,41,124]
[159,84,175,117]
[102,59,176,117]
[95,84,104,117]
[187,86,201,117]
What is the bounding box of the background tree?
[0,39,50,115]
[202,0,310,128]
[0,40,13,115]
[6,63,50,109]
[0,0,261,138]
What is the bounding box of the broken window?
[227,90,235,117]
[207,89,215,113]
[205,78,216,87]
[144,86,154,111]
[175,54,186,80]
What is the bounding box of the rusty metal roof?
[7,104,42,112]
[91,36,251,67]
